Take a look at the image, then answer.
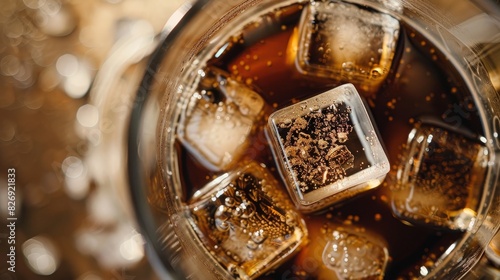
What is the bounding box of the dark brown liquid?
[176,3,482,279]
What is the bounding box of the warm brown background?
[0,0,184,279]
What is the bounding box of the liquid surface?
[174,2,484,279]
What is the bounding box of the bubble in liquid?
[342,61,355,72]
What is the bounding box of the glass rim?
[126,0,500,279]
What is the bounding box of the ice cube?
[178,67,265,171]
[296,0,400,95]
[291,217,388,279]
[187,162,307,279]
[322,227,389,279]
[266,84,390,213]
[390,124,488,231]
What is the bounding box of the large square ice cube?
[266,83,389,213]
[296,1,400,95]
[178,67,265,171]
[187,162,307,279]
[390,124,488,231]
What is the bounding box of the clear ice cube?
[266,84,390,213]
[178,67,265,171]
[322,228,389,279]
[390,124,488,231]
[292,218,388,279]
[296,0,400,95]
[187,162,307,279]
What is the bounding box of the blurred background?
[0,0,499,279]
[0,0,185,279]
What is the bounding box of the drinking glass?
[125,0,500,278]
